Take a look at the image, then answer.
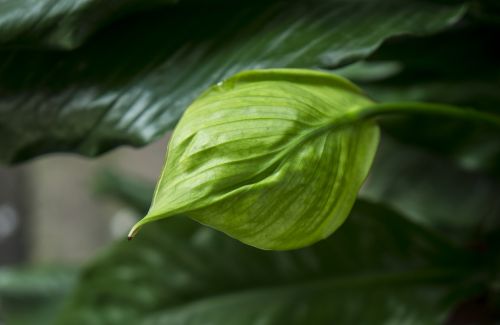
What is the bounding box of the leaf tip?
[127,223,142,241]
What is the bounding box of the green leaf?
[361,136,500,243]
[0,267,76,325]
[359,23,500,176]
[128,68,500,250]
[0,0,177,49]
[129,69,380,250]
[0,0,466,163]
[93,169,155,214]
[59,201,474,325]
[369,81,500,176]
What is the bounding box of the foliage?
[0,0,499,323]
[130,69,380,250]
[60,194,479,324]
[0,0,465,163]
[0,267,76,325]
[128,69,499,250]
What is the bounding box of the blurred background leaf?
[59,200,478,324]
[0,267,76,325]
[93,169,155,214]
[353,22,500,177]
[361,137,500,245]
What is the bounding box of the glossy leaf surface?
[0,0,465,163]
[0,0,176,49]
[130,69,379,249]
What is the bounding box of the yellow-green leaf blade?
[131,69,380,250]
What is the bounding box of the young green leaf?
[129,69,380,250]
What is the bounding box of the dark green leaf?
[59,201,474,325]
[0,267,76,325]
[369,81,500,176]
[0,0,466,163]
[361,136,500,243]
[360,23,500,176]
[0,0,177,49]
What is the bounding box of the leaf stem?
[360,102,500,127]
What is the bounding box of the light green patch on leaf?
[130,69,380,250]
[333,61,403,83]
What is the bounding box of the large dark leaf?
[370,81,500,176]
[361,137,500,244]
[0,0,177,49]
[360,23,500,176]
[58,200,476,324]
[0,0,466,163]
